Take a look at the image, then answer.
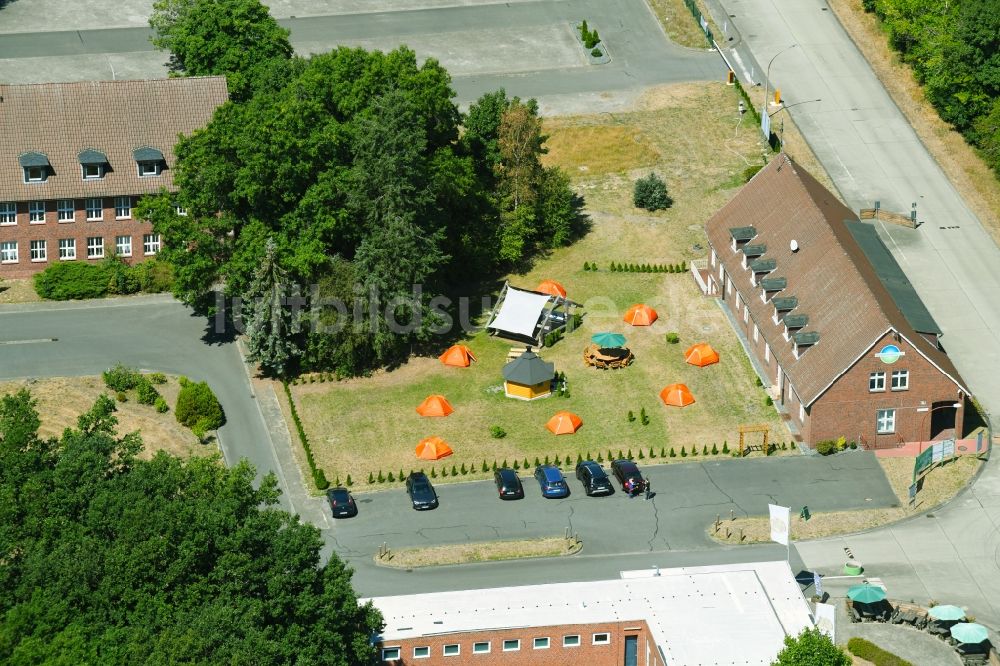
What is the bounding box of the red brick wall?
[810,330,965,445]
[378,621,663,666]
[0,196,159,278]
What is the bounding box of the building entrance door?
[624,635,638,666]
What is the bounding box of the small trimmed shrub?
[368,472,375,484]
[626,449,633,459]
[399,469,404,481]
[346,474,353,487]
[482,460,489,472]
[703,445,709,455]
[387,471,395,483]
[638,449,644,459]
[136,379,160,406]
[846,638,913,666]
[648,447,656,458]
[314,469,330,490]
[665,332,680,344]
[377,471,385,483]
[441,466,449,477]
[790,441,796,450]
[596,453,604,462]
[680,446,687,457]
[849,441,858,449]
[147,372,167,385]
[490,425,507,439]
[451,465,458,476]
[755,376,763,387]
[460,463,468,475]
[175,380,225,431]
[640,407,650,425]
[722,441,729,454]
[555,455,562,466]
[154,397,169,413]
[764,395,774,406]
[544,455,550,465]
[534,456,540,467]
[711,443,719,455]
[633,173,673,211]
[116,391,127,403]
[691,446,698,456]
[103,363,142,392]
[660,447,666,457]
[34,261,111,300]
[430,467,437,478]
[781,442,788,450]
[617,450,624,460]
[743,164,764,182]
[577,453,584,463]
[513,459,520,470]
[523,458,529,469]
[627,410,636,422]
[815,440,838,456]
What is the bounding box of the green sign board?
[914,446,934,480]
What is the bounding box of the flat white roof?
[364,560,812,666]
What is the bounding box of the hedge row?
[34,257,173,300]
[283,381,329,490]
[609,261,687,273]
[846,638,913,666]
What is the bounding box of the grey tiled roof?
[0,77,228,201]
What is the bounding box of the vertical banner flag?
[814,602,836,638]
[768,504,790,546]
[813,571,823,597]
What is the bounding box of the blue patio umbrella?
[591,332,626,348]
[847,584,886,604]
[928,605,966,622]
[950,623,990,644]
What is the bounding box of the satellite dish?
[790,239,799,252]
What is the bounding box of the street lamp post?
[760,44,797,140]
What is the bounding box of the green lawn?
[288,82,790,487]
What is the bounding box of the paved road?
[330,453,897,594]
[0,295,324,524]
[707,0,1000,627]
[0,0,723,105]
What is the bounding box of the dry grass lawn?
[375,537,579,569]
[828,0,1000,243]
[0,376,206,460]
[287,83,793,488]
[645,0,713,49]
[710,454,982,544]
[0,278,41,304]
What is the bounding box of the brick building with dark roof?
[704,154,970,447]
[0,77,228,278]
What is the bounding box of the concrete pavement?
[709,0,1000,627]
[0,0,723,106]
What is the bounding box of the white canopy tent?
[486,283,572,347]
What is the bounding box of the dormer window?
[78,149,108,180]
[793,331,820,358]
[19,152,50,183]
[133,147,165,178]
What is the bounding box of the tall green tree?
[149,0,293,100]
[244,238,302,376]
[771,628,850,666]
[0,390,382,664]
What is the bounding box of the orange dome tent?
[439,344,476,367]
[685,343,720,367]
[624,303,658,326]
[545,411,583,435]
[416,395,454,417]
[536,279,567,298]
[659,383,695,407]
[415,436,454,460]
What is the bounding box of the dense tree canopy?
[771,628,850,666]
[150,0,293,100]
[140,36,584,376]
[863,0,1000,175]
[0,390,382,664]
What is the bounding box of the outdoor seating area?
[846,591,995,665]
[583,344,634,369]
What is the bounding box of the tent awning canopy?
[488,285,555,339]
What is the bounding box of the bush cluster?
[34,257,174,301]
[633,173,673,211]
[609,261,687,273]
[578,20,601,49]
[489,425,507,439]
[665,332,680,344]
[290,372,339,385]
[103,364,163,409]
[846,638,913,666]
[176,378,225,441]
[283,381,328,490]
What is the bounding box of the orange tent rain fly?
[439,344,476,367]
[659,383,695,407]
[416,395,454,417]
[684,343,720,367]
[415,436,454,460]
[545,411,583,435]
[623,304,658,326]
[536,280,567,298]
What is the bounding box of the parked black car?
[405,472,439,510]
[494,468,525,500]
[326,486,358,518]
[610,459,646,495]
[575,460,614,496]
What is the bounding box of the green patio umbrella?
[950,623,990,644]
[928,605,966,621]
[847,584,886,604]
[591,332,626,348]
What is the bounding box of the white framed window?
[773,308,780,325]
[86,198,103,221]
[116,235,132,257]
[137,161,161,177]
[443,644,460,656]
[726,276,732,295]
[1,241,18,263]
[719,263,725,281]
[743,306,749,323]
[593,633,611,645]
[891,370,909,391]
[59,238,76,260]
[82,163,104,180]
[57,199,74,222]
[87,236,104,259]
[380,646,400,661]
[472,641,490,654]
[533,637,549,649]
[115,196,132,219]
[143,233,161,256]
[760,288,767,303]
[175,205,188,216]
[0,202,15,225]
[799,402,805,421]
[29,201,45,223]
[412,646,430,659]
[765,343,770,362]
[710,248,716,267]
[502,639,520,652]
[876,408,896,434]
[563,635,581,647]
[753,323,759,342]
[869,371,886,392]
[24,166,46,182]
[30,240,46,262]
